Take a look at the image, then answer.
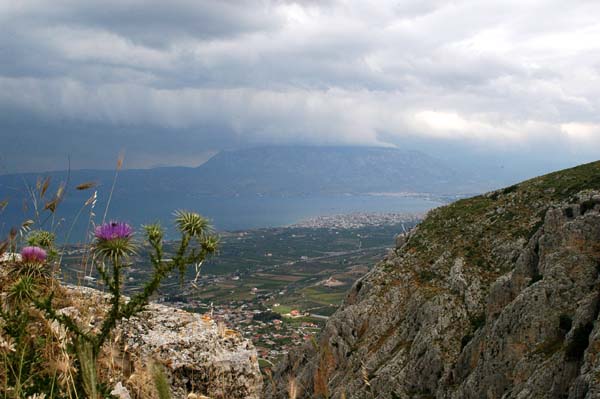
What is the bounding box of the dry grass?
[288,376,298,399]
[313,339,336,398]
[0,266,177,398]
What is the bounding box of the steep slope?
[266,161,600,398]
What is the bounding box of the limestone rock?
[124,304,261,398]
[111,382,132,399]
[67,287,262,399]
[266,162,600,399]
[0,252,21,263]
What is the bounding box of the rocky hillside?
[265,161,600,398]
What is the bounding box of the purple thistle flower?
[94,221,133,241]
[20,246,47,263]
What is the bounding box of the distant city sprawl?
[291,212,423,229]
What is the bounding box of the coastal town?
[291,211,423,229]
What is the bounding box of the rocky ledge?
[66,287,263,399]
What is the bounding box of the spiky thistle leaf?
[27,230,56,249]
[174,210,211,238]
[201,235,219,254]
[8,275,39,304]
[144,223,164,244]
[93,238,136,263]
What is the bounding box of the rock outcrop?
[266,161,600,398]
[66,287,263,399]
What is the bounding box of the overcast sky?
[1,0,600,173]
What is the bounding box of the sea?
[0,193,445,241]
[111,193,444,231]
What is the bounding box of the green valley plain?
[59,213,420,367]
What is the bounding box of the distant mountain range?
[0,146,494,234]
[190,146,489,196]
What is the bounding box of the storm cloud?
[1,0,600,172]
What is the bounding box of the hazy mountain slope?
[194,146,482,195]
[266,160,600,399]
[0,146,483,198]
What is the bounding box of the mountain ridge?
[0,146,485,195]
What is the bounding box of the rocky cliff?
[66,287,263,399]
[266,161,600,398]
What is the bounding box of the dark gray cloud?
[1,0,600,173]
[4,1,279,46]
